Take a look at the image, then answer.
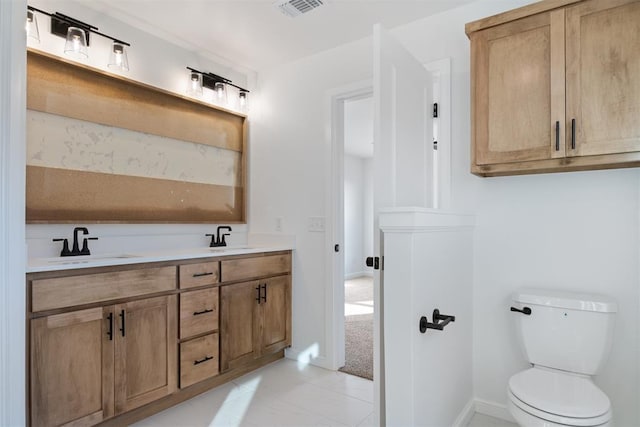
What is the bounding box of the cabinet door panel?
[472,10,565,165]
[261,276,291,354]
[566,0,640,156]
[114,295,177,414]
[220,281,260,371]
[31,307,113,427]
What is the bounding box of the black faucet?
[206,226,233,247]
[53,227,99,257]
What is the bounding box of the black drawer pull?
[193,308,214,316]
[571,118,576,150]
[107,312,113,341]
[194,355,213,365]
[261,284,267,303]
[119,309,126,337]
[555,121,560,151]
[255,285,261,304]
[192,272,214,278]
[510,306,532,315]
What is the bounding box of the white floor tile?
[309,371,374,403]
[276,382,373,426]
[467,413,517,427]
[131,359,374,427]
[356,412,375,427]
[239,398,348,427]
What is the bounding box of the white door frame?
[324,79,373,371]
[0,0,27,425]
[325,57,451,421]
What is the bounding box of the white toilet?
[508,289,617,427]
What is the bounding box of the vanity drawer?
[180,333,219,388]
[180,287,219,339]
[221,254,291,282]
[31,266,176,312]
[179,261,220,289]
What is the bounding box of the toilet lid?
[509,368,610,419]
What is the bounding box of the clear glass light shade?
[108,42,129,71]
[186,71,203,97]
[214,82,227,105]
[64,27,88,59]
[238,90,249,112]
[26,10,40,42]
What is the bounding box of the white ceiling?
[345,96,373,159]
[86,0,476,72]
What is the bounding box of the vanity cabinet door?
[113,295,177,414]
[220,280,261,371]
[30,307,114,427]
[260,275,291,355]
[565,0,640,157]
[471,9,565,168]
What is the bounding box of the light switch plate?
[308,216,325,232]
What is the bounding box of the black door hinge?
[433,103,438,118]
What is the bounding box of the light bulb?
[186,71,203,97]
[64,27,88,59]
[239,90,249,112]
[214,82,227,105]
[108,41,129,71]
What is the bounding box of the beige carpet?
[339,276,373,380]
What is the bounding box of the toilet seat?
[508,368,612,426]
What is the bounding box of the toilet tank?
[512,289,617,375]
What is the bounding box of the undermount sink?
[46,254,141,264]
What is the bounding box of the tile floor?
[467,413,517,427]
[132,358,374,427]
[132,358,515,427]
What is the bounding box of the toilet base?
[508,397,612,427]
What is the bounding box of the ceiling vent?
[275,0,324,17]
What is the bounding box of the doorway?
[326,55,451,424]
[340,96,374,380]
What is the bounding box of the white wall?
[251,0,639,424]
[344,154,374,279]
[24,0,256,258]
[344,154,365,278]
[0,2,27,425]
[392,2,639,424]
[250,37,372,365]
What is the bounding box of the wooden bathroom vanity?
[26,249,292,426]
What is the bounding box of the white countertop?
[27,245,293,273]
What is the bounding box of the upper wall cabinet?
[467,0,640,177]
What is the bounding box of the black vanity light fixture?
[26,5,131,71]
[186,66,250,112]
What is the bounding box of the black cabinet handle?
[255,285,261,304]
[510,306,532,315]
[419,309,455,333]
[107,312,113,341]
[193,308,214,316]
[261,284,267,303]
[193,272,214,278]
[571,118,576,150]
[194,355,213,365]
[119,309,126,337]
[555,121,560,151]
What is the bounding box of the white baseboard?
[284,347,332,370]
[474,398,516,423]
[452,398,476,427]
[344,271,373,280]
